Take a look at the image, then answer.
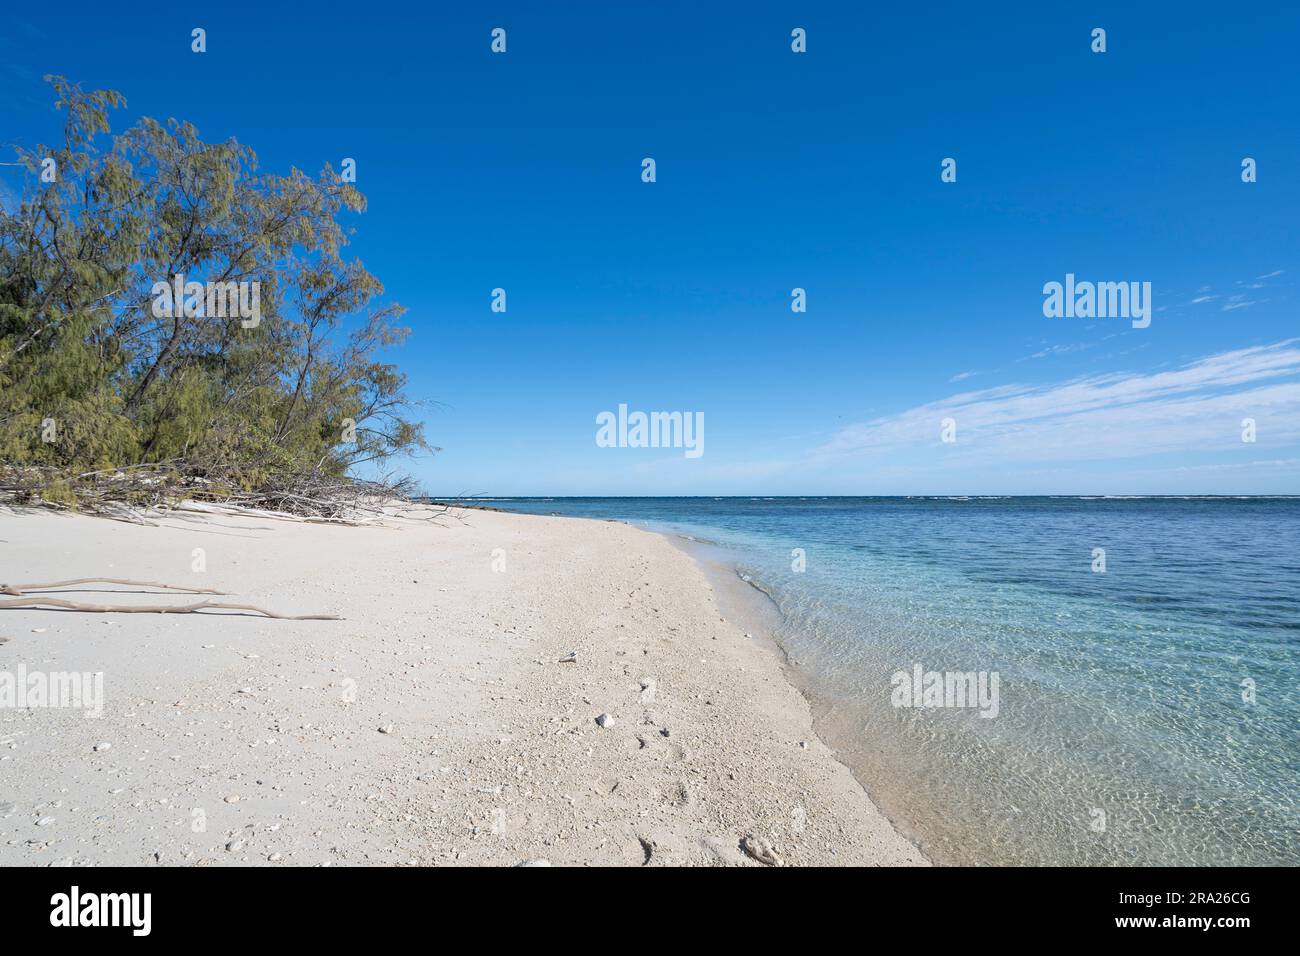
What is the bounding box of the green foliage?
[0,76,428,488]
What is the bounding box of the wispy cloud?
[814,340,1300,464]
[1025,341,1097,360]
[1180,269,1286,309]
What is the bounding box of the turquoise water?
[485,497,1300,866]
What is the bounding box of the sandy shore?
[0,505,926,866]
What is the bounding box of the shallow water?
[488,497,1300,865]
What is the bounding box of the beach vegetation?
[0,76,429,515]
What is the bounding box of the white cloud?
[814,340,1300,465]
[1026,341,1097,360]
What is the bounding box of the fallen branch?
[1,461,422,525]
[163,499,384,527]
[0,596,339,620]
[0,577,223,597]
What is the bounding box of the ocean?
[482,496,1300,866]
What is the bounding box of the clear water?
[482,496,1300,866]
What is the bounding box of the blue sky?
[3,1,1298,495]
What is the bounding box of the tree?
[0,75,429,498]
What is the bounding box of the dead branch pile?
[0,461,439,525]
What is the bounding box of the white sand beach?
[0,505,925,867]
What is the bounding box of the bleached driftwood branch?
[0,578,339,620]
[0,577,223,596]
[0,596,339,620]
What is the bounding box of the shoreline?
[661,530,941,866]
[0,505,927,866]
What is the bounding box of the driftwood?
[162,499,386,527]
[1,577,223,596]
[0,578,339,620]
[0,596,339,620]
[0,461,441,526]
